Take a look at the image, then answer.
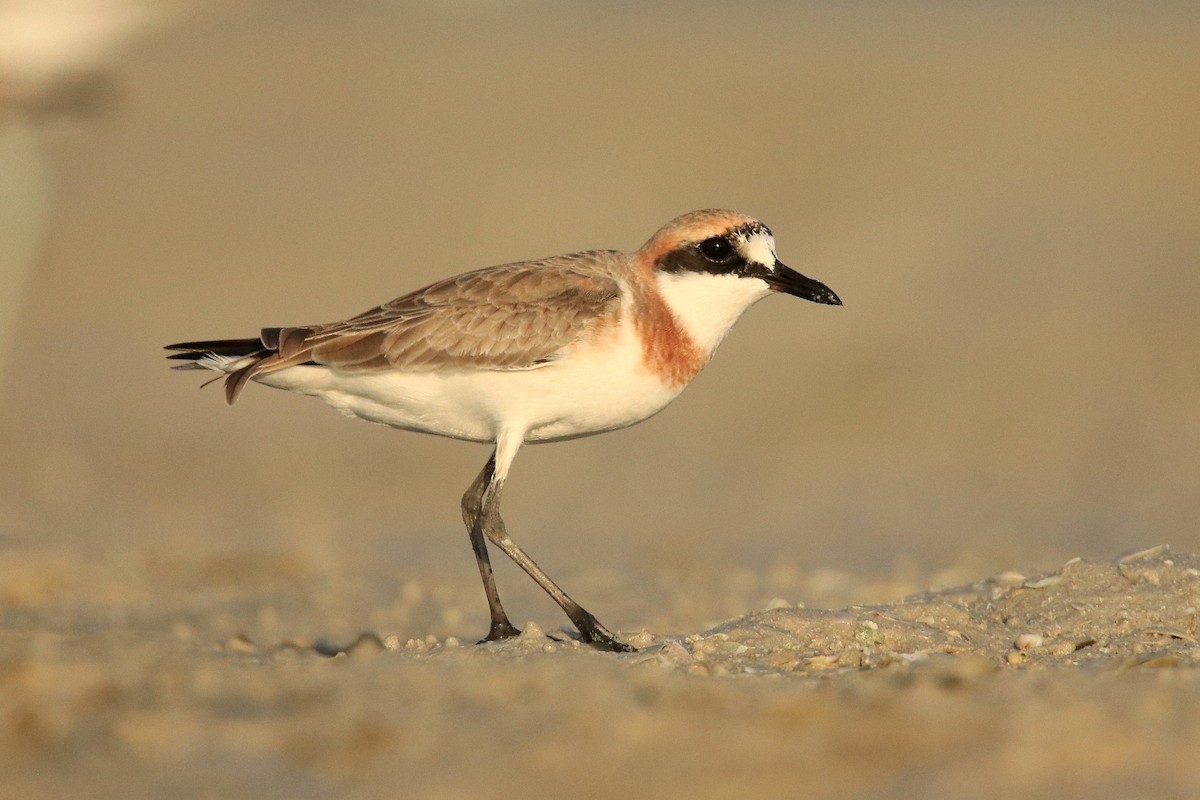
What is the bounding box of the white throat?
[654,271,773,356]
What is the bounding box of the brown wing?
[261,252,623,377]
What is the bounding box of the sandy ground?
[2,546,1198,799]
[1,2,1198,797]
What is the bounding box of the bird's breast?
[631,282,708,389]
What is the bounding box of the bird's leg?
[461,454,520,642]
[477,477,634,653]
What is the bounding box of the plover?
[166,209,841,652]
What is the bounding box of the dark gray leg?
[477,472,633,653]
[461,454,520,642]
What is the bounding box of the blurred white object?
[0,0,204,403]
[0,0,192,114]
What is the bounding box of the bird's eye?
[699,236,735,262]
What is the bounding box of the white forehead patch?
[739,230,778,270]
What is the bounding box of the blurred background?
[1,0,1197,637]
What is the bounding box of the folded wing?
[166,253,623,404]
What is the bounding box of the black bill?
[765,262,842,306]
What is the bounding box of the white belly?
[254,316,688,444]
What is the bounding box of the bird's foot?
[574,611,636,653]
[478,618,522,644]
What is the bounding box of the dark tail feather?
[165,337,266,358]
[164,336,275,405]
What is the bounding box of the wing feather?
[256,253,623,377]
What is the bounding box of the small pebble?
[278,637,312,652]
[657,641,692,665]
[854,620,885,646]
[990,571,1026,587]
[518,621,545,642]
[765,597,792,610]
[1045,641,1077,656]
[224,634,257,654]
[627,629,655,649]
[804,655,841,670]
[1116,544,1169,564]
[1014,633,1044,651]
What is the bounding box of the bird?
[165,209,841,652]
